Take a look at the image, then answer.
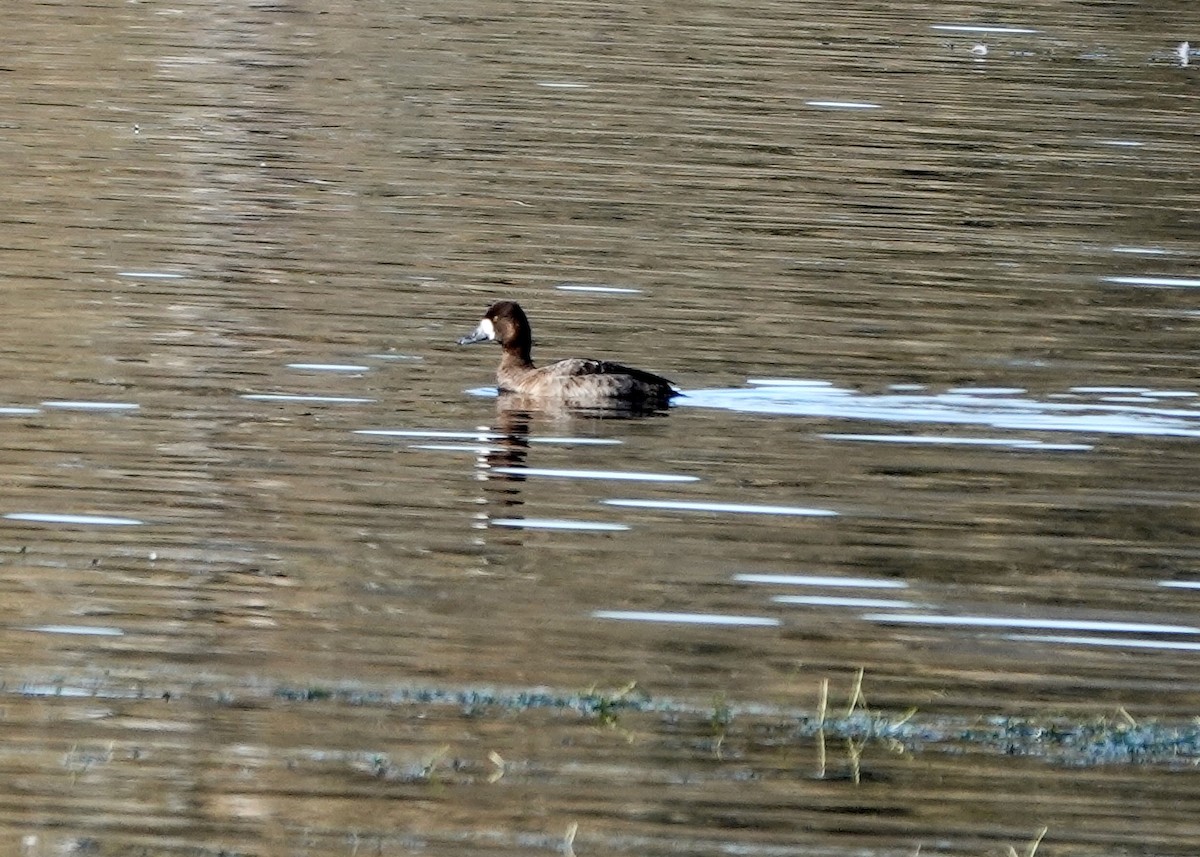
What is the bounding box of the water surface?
[2,0,1200,854]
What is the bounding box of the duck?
[458,300,680,408]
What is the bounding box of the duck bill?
[457,329,489,345]
[457,318,494,345]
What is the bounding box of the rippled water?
[2,0,1200,854]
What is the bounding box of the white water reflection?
[863,613,1200,634]
[359,429,498,440]
[774,595,917,608]
[555,284,642,294]
[5,513,144,526]
[684,381,1200,437]
[824,434,1092,451]
[593,610,780,627]
[946,387,1027,395]
[41,401,139,411]
[490,467,697,483]
[411,443,509,453]
[1103,276,1200,288]
[1012,635,1200,652]
[749,379,842,389]
[930,24,1038,34]
[604,499,838,517]
[23,625,125,636]
[19,685,105,698]
[490,518,629,532]
[286,363,371,372]
[806,101,880,109]
[735,573,907,588]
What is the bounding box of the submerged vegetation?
[267,674,1199,768]
[12,672,1196,769]
[8,672,1190,854]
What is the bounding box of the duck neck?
[500,345,534,372]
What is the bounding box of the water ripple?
[735,573,907,588]
[490,518,629,532]
[864,613,1200,635]
[5,512,144,526]
[604,499,837,517]
[683,382,1200,437]
[593,610,780,627]
[490,467,697,483]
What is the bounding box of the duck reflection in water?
[471,395,655,544]
[470,405,547,548]
[479,402,534,508]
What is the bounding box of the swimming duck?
[458,300,680,408]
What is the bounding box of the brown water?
[3,1,1200,854]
